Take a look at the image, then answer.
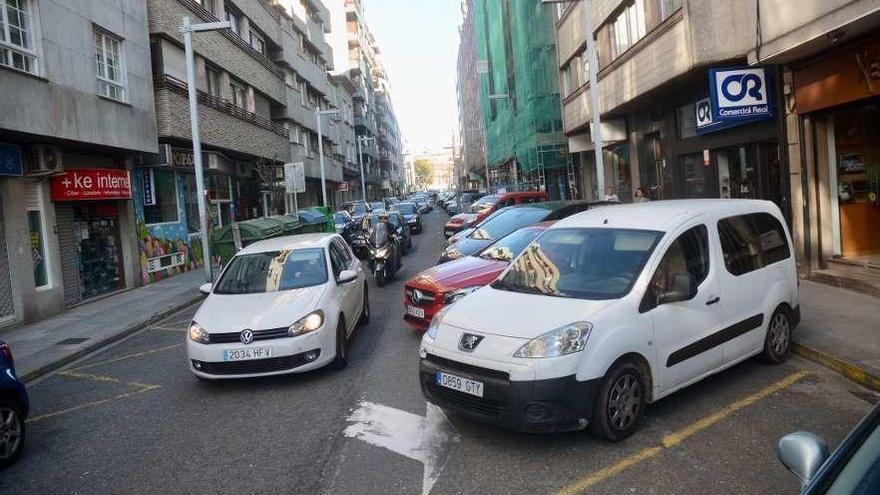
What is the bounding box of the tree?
[414,159,433,189]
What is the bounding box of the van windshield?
[492,228,662,300]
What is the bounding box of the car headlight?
[513,322,592,358]
[288,310,325,337]
[442,286,481,304]
[188,322,210,344]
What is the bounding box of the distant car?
[188,233,369,379]
[412,198,430,214]
[341,201,372,223]
[0,341,28,469]
[386,210,413,254]
[384,197,399,208]
[334,211,358,244]
[778,402,880,494]
[404,222,554,331]
[369,201,386,212]
[391,201,423,233]
[439,201,610,263]
[444,191,549,239]
[446,191,482,218]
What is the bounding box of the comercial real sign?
[50,169,132,201]
[698,66,774,135]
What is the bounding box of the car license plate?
[406,305,425,318]
[223,347,271,362]
[435,371,484,398]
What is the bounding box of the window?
[230,78,248,109]
[284,67,296,88]
[647,225,710,304]
[225,5,241,35]
[661,0,682,19]
[144,170,179,224]
[717,213,791,276]
[206,65,221,98]
[677,102,697,139]
[299,80,307,106]
[208,173,231,201]
[610,0,646,59]
[194,0,214,13]
[94,28,125,101]
[248,29,265,55]
[27,210,47,287]
[0,0,38,74]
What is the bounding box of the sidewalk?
[794,279,880,391]
[0,269,205,382]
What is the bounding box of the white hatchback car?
[420,200,799,440]
[188,233,369,379]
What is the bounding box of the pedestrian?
[634,187,651,202]
[604,186,619,202]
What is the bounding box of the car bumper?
[419,354,599,433]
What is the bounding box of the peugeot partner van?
[419,200,799,440]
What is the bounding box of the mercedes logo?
[412,289,424,305]
[240,329,254,345]
[459,333,484,352]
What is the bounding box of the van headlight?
[426,306,451,340]
[188,322,210,344]
[513,322,592,358]
[288,310,325,337]
[443,286,480,304]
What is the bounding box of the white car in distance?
[187,233,369,379]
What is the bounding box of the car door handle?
[706,296,721,306]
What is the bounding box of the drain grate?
[55,337,89,345]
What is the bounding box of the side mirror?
[658,273,697,304]
[199,283,213,295]
[777,432,830,489]
[337,269,358,284]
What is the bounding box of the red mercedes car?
[403,222,554,330]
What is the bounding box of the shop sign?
[171,148,195,168]
[143,169,157,206]
[0,144,23,176]
[709,67,774,121]
[337,182,350,191]
[50,169,132,201]
[793,36,880,114]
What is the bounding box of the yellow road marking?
[555,371,809,495]
[57,370,121,383]
[70,343,183,371]
[26,382,161,423]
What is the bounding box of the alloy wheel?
[0,406,22,460]
[769,312,790,356]
[607,374,642,431]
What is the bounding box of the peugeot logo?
[459,333,484,352]
[240,329,254,345]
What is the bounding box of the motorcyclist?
[375,211,401,272]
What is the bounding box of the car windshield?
[393,203,415,214]
[348,203,368,215]
[493,228,662,300]
[469,207,549,241]
[370,202,385,210]
[334,212,349,223]
[214,249,328,294]
[478,227,544,262]
[468,195,499,213]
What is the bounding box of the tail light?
[0,342,12,368]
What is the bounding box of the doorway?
[72,202,125,300]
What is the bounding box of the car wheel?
[762,307,792,364]
[589,361,645,442]
[358,286,370,325]
[0,398,25,470]
[330,319,348,370]
[376,269,385,287]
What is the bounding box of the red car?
[443,191,548,238]
[404,222,554,330]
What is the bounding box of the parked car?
[778,402,880,494]
[439,200,607,263]
[447,192,481,216]
[188,233,369,378]
[420,199,799,438]
[0,341,28,470]
[391,201,423,233]
[445,191,549,239]
[404,222,554,331]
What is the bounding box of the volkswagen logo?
[459,333,484,352]
[240,329,255,345]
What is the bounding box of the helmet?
[377,211,389,221]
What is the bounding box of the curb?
[791,341,880,393]
[21,294,205,384]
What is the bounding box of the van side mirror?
[658,273,697,304]
[777,432,830,489]
[199,283,213,295]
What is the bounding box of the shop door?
[0,200,15,324]
[73,203,125,300]
[679,152,717,199]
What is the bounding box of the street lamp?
[315,107,341,207]
[541,0,605,198]
[182,16,231,283]
[356,135,375,203]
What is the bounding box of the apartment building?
[0,0,157,324]
[456,0,488,191]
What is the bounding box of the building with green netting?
[473,0,573,200]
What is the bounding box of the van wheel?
[589,361,645,442]
[0,398,25,469]
[330,320,348,370]
[762,307,791,364]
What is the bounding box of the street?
[2,210,876,495]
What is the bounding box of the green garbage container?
[213,217,284,266]
[267,215,304,235]
[297,208,334,233]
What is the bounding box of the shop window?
[603,144,632,202]
[639,132,662,200]
[717,145,757,199]
[27,210,48,288]
[677,103,697,139]
[679,152,713,199]
[144,170,180,225]
[208,174,231,201]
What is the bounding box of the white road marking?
[344,401,457,495]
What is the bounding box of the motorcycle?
[366,222,400,287]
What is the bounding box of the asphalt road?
[3,209,877,495]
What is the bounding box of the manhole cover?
[55,337,89,345]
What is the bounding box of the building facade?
[0,0,157,325]
[456,0,488,191]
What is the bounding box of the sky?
[343,0,462,152]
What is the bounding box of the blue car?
[0,341,28,469]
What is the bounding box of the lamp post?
[315,107,340,207]
[356,135,375,203]
[182,16,231,283]
[541,0,605,198]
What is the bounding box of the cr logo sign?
[714,68,768,108]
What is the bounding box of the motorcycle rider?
[375,211,402,272]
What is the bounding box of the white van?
[419,200,799,440]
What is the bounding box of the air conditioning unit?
[27,145,63,175]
